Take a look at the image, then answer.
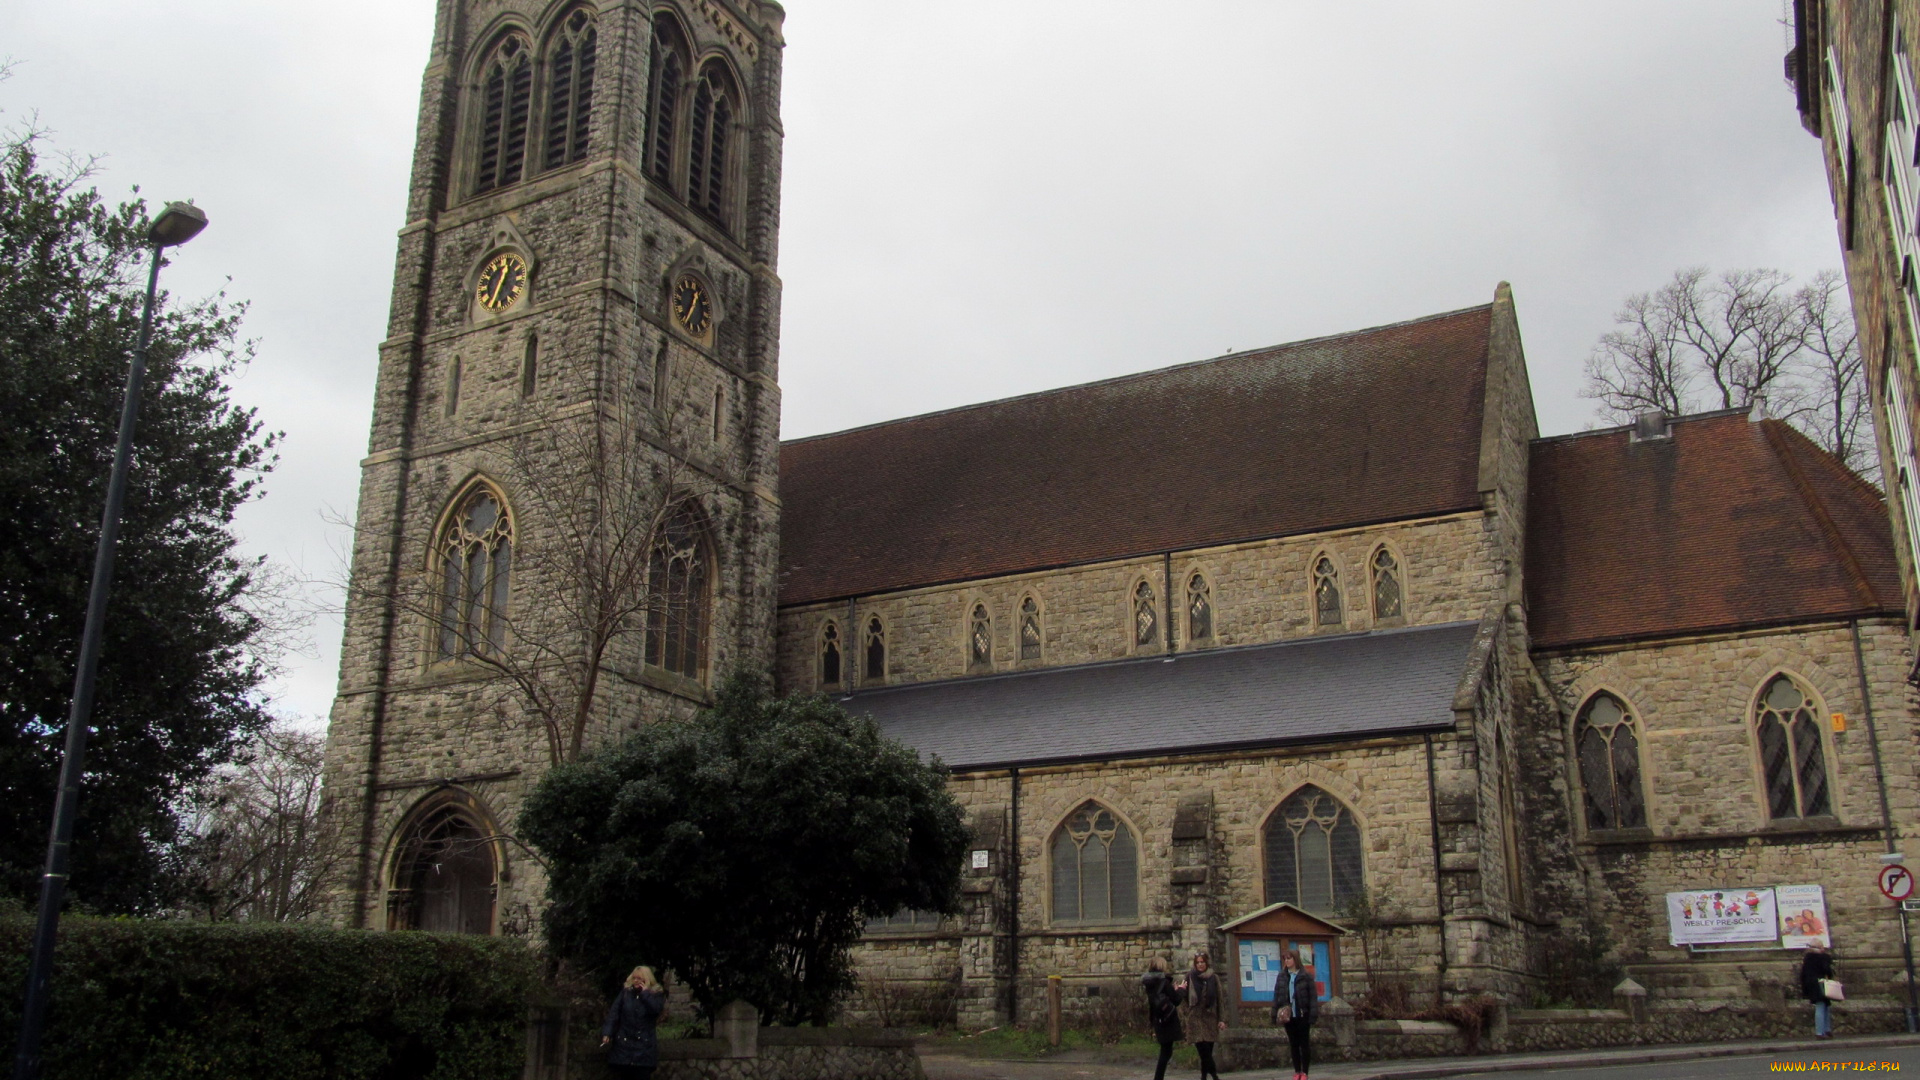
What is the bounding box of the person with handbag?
[1800,945,1838,1039]
[601,966,668,1079]
[1268,949,1317,1079]
[1183,952,1227,1080]
[1141,956,1188,1080]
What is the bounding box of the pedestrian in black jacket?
[1142,956,1187,1080]
[1800,946,1836,1039]
[1268,949,1317,1079]
[602,966,668,1079]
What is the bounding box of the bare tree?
[1790,270,1873,479]
[1585,283,1695,420]
[180,722,336,922]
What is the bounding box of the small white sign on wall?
[970,849,990,870]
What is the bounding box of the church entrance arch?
[385,790,501,934]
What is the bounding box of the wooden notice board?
[1217,902,1347,1004]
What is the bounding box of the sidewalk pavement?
[1235,1032,1920,1080]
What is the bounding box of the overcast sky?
[0,1,1839,724]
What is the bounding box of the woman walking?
[1142,956,1187,1080]
[602,966,668,1079]
[1184,951,1227,1080]
[1800,945,1837,1039]
[1268,948,1317,1080]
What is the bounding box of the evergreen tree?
[0,132,278,913]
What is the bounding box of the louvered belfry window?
[819,622,841,688]
[1187,573,1212,641]
[542,9,598,170]
[1371,548,1403,620]
[1020,598,1042,660]
[1263,785,1363,914]
[1051,802,1138,924]
[686,69,733,224]
[1133,581,1158,647]
[1574,693,1647,830]
[475,35,534,194]
[645,18,685,184]
[437,486,513,659]
[969,604,992,669]
[1755,675,1833,820]
[1313,556,1343,626]
[865,617,886,680]
[645,504,710,680]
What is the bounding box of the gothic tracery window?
[387,800,497,935]
[1133,581,1158,648]
[1574,692,1647,830]
[686,65,736,225]
[644,17,686,185]
[1313,555,1343,627]
[1050,802,1138,924]
[1187,572,1213,642]
[1263,785,1363,914]
[865,617,886,681]
[644,503,711,680]
[474,33,534,194]
[819,621,842,688]
[969,604,993,670]
[1371,548,1403,621]
[1755,674,1834,820]
[437,485,513,660]
[542,9,598,170]
[1020,597,1043,661]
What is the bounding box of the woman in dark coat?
[602,966,668,1079]
[1183,951,1227,1080]
[1142,956,1187,1080]
[1268,949,1317,1080]
[1800,945,1836,1039]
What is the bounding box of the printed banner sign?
[1666,887,1778,946]
[1776,884,1831,949]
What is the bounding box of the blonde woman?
[601,966,667,1079]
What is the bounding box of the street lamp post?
[10,202,208,1080]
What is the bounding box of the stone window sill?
[639,665,711,704]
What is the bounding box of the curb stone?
[1227,1033,1920,1080]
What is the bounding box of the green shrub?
[0,914,539,1079]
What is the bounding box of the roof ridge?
[782,301,1496,447]
[1529,406,1750,446]
[1759,419,1878,609]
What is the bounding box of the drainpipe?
[1852,619,1917,1031]
[1006,767,1022,1025]
[1424,734,1451,999]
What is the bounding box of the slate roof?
[843,621,1478,771]
[779,305,1496,605]
[1525,411,1902,650]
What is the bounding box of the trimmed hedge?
[0,914,540,1079]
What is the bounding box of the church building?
[320,0,1920,1037]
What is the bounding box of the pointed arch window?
[644,17,686,185]
[686,66,736,226]
[437,485,513,660]
[1371,548,1403,621]
[968,604,993,670]
[1186,573,1213,642]
[1050,802,1138,925]
[1574,692,1646,830]
[1020,597,1043,661]
[1263,785,1363,914]
[387,800,497,934]
[542,9,598,170]
[645,503,711,680]
[474,34,534,194]
[1755,675,1834,820]
[819,621,842,688]
[1133,581,1158,648]
[865,617,886,681]
[1313,555,1343,626]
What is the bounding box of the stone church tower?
[320,0,787,933]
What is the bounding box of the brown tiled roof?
[779,305,1495,605]
[1525,412,1902,650]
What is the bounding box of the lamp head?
[148,202,208,248]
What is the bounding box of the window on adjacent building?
[1371,548,1403,621]
[1313,556,1343,626]
[1886,364,1920,578]
[819,621,841,688]
[1755,674,1834,820]
[865,617,886,681]
[1133,581,1158,648]
[1020,597,1042,660]
[474,34,534,194]
[1263,785,1363,914]
[969,604,992,669]
[1050,802,1138,925]
[644,503,710,680]
[436,484,513,660]
[542,9,597,170]
[1574,692,1647,831]
[1186,573,1212,642]
[644,17,686,185]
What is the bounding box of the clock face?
[476,253,529,312]
[671,276,712,336]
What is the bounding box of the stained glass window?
[1755,675,1833,819]
[1051,802,1138,924]
[1371,548,1403,621]
[969,604,992,669]
[819,622,841,688]
[1187,573,1212,641]
[865,617,886,680]
[437,486,513,659]
[1134,581,1158,648]
[644,504,710,680]
[1313,556,1343,626]
[1263,785,1363,914]
[1020,597,1042,660]
[1575,693,1647,830]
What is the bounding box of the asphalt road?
[1407,1043,1920,1080]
